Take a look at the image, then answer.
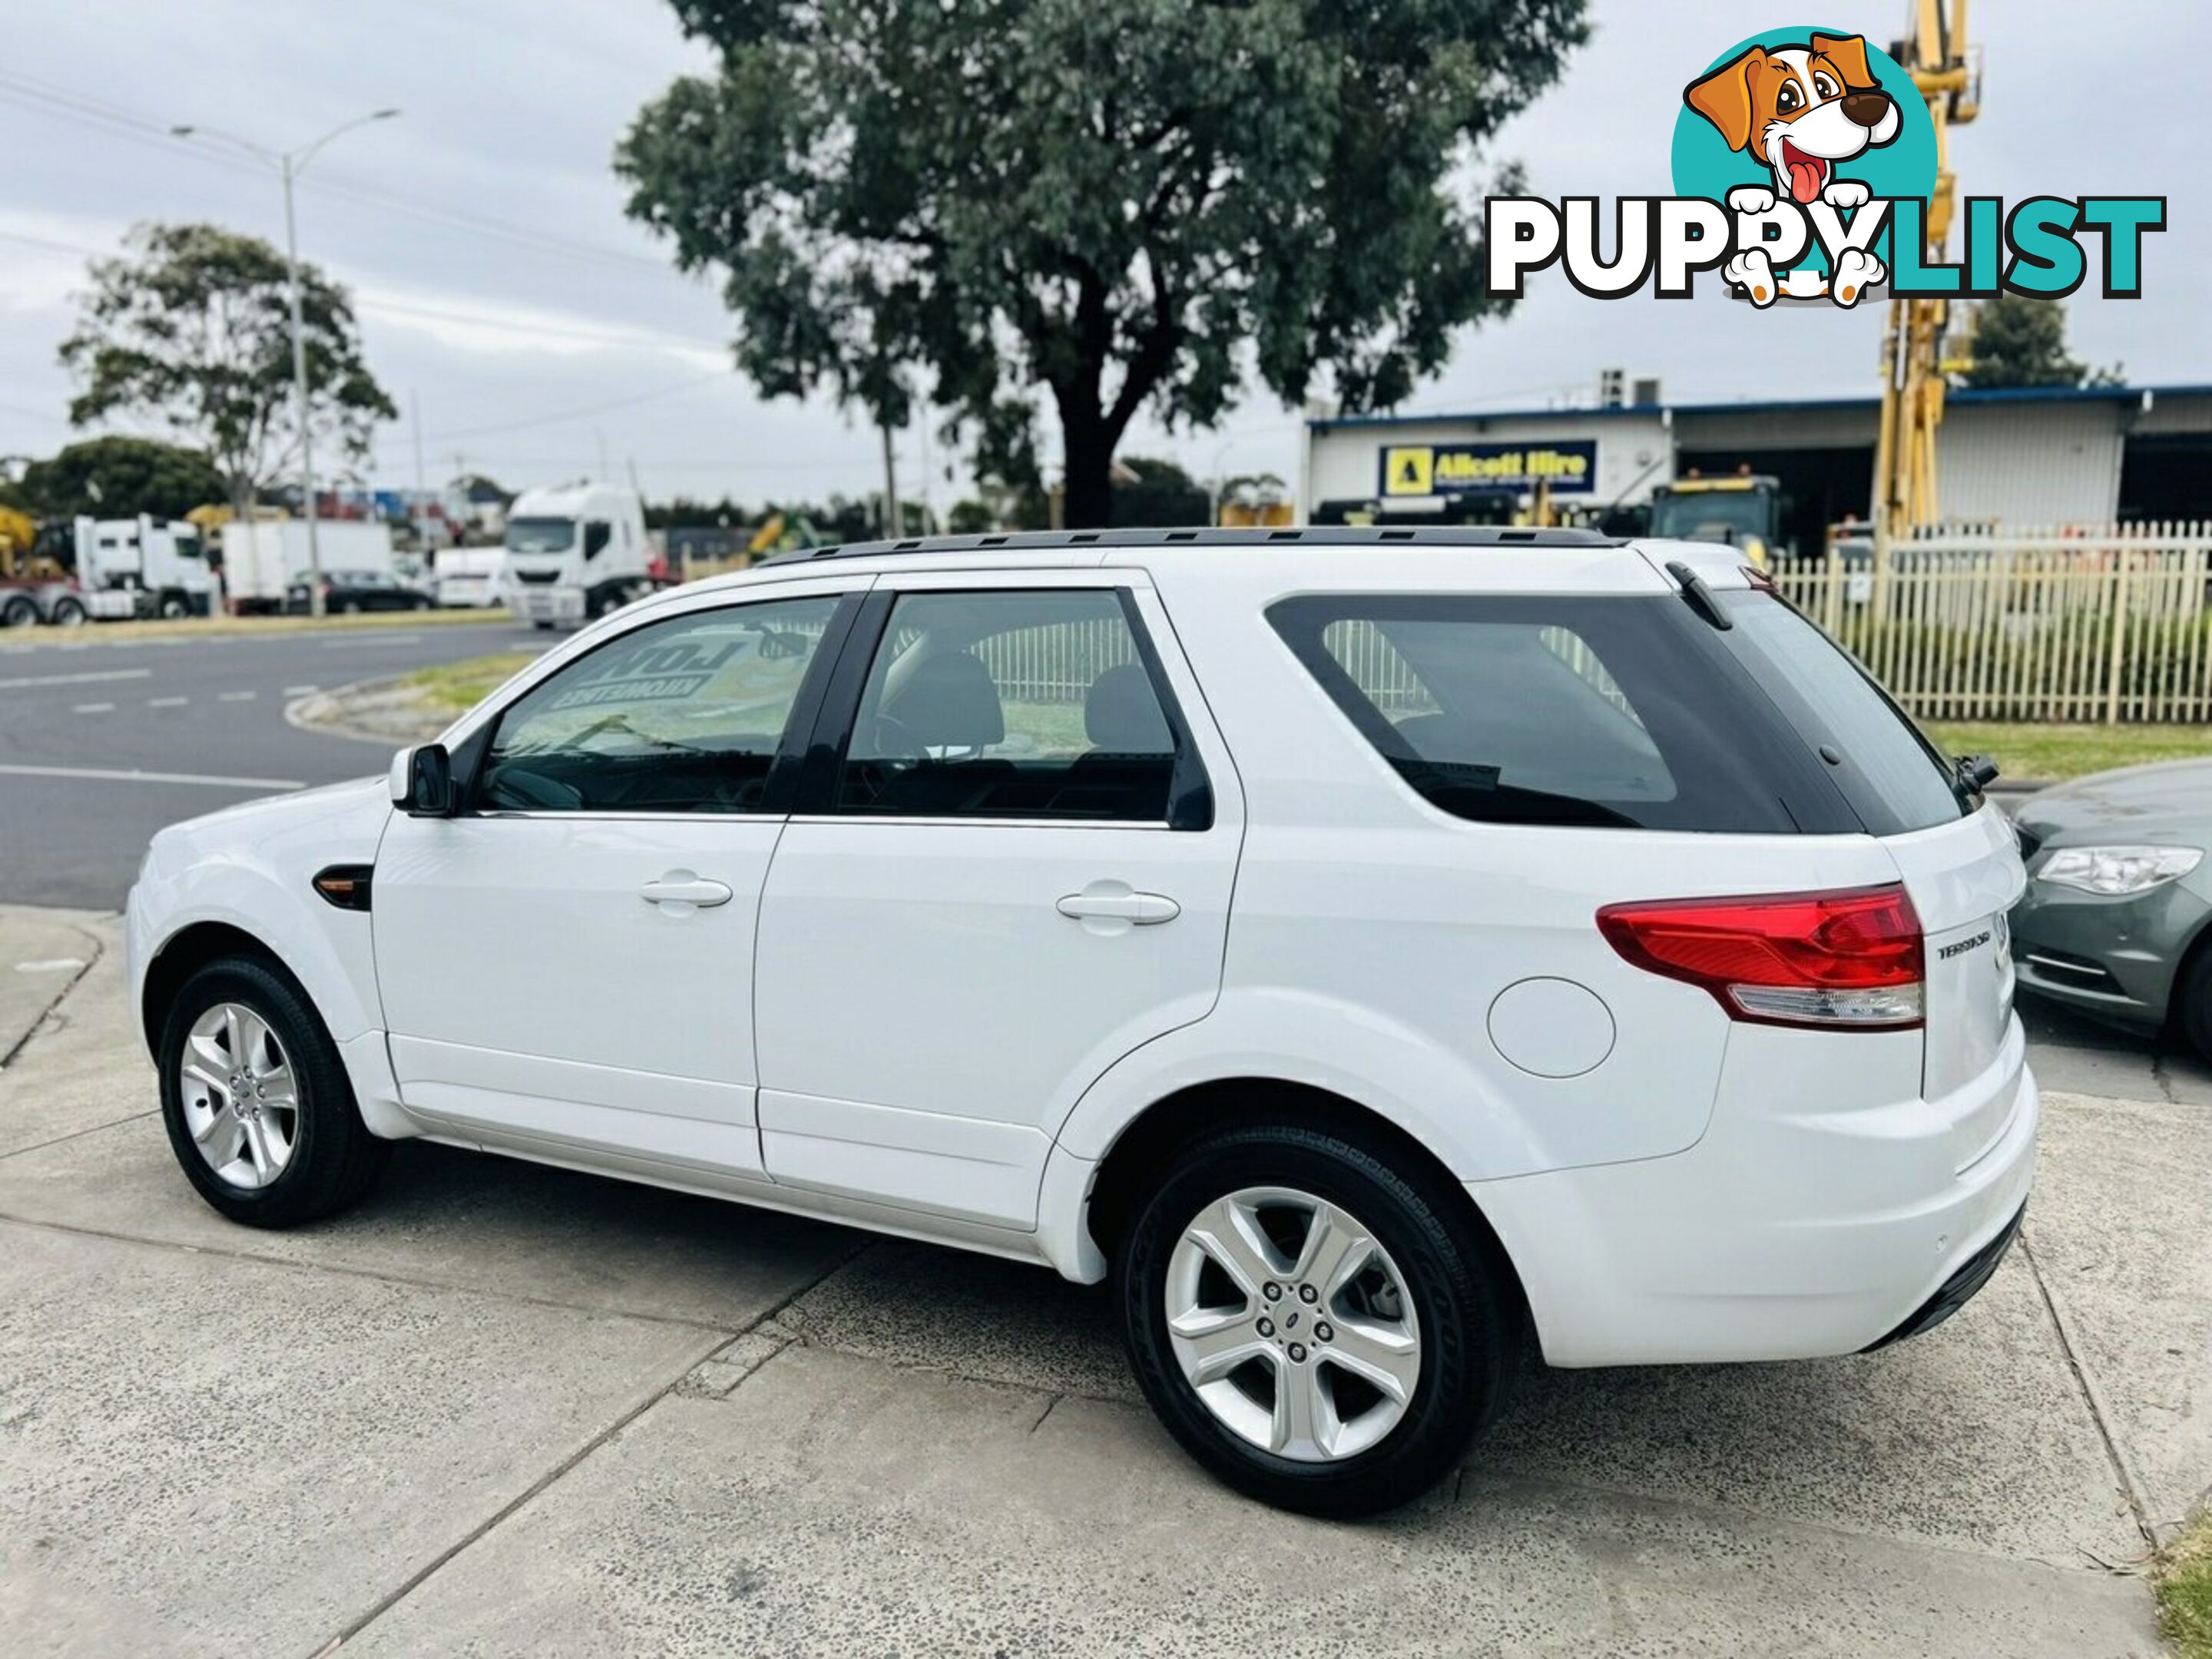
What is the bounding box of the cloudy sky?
[2,0,2200,515]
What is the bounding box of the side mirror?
[389,743,455,816]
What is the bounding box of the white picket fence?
[1773,522,2212,724]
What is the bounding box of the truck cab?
[1647,475,1788,568]
[75,515,214,618]
[501,482,657,630]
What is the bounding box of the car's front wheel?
[157,956,388,1227]
[1117,1121,1518,1516]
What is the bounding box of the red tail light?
[1596,883,1924,1030]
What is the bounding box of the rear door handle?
[1057,890,1180,926]
[641,872,733,910]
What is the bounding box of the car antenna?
[1663,560,1734,630]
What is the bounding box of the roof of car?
[764,526,1624,565]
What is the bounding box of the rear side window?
[1714,589,1965,834]
[1270,594,1856,834]
[836,588,1196,823]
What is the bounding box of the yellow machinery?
[1870,0,1981,545]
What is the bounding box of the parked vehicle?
[68,515,215,619]
[1647,472,1787,567]
[284,568,436,615]
[432,544,507,609]
[2009,760,2212,1059]
[221,520,397,614]
[501,482,661,629]
[127,528,2034,1515]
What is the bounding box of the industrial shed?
[1302,382,2212,551]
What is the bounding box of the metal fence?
[1773,522,2212,724]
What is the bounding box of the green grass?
[2160,1513,2212,1659]
[400,652,538,720]
[1923,722,2212,785]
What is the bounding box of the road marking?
[324,634,420,648]
[72,702,115,714]
[147,696,189,707]
[15,959,87,973]
[0,667,153,690]
[283,684,320,695]
[218,690,257,701]
[0,763,303,791]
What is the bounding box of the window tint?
[1714,589,1965,834]
[477,595,838,814]
[1270,594,1854,833]
[836,589,1181,822]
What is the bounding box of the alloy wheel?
[1164,1186,1422,1462]
[176,1002,300,1189]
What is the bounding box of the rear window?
[1270,594,1859,833]
[1714,588,1965,834]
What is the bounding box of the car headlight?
[2035,845,2203,896]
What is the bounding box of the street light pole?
[276,153,326,613]
[171,109,399,618]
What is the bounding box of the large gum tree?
[618,0,1588,528]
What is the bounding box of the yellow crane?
[1870,0,1981,545]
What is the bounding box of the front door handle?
[1057,889,1181,926]
[641,872,733,910]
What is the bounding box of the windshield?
[505,517,576,555]
[1651,491,1769,545]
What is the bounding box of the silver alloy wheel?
[1164,1186,1422,1463]
[177,1002,300,1190]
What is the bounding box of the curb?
[285,673,449,749]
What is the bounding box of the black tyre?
[1,595,36,628]
[2177,940,2212,1065]
[157,956,389,1227]
[49,598,87,627]
[1117,1121,1518,1517]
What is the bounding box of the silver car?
[2010,759,2212,1058]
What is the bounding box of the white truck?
[501,482,663,629]
[431,544,507,608]
[71,515,215,619]
[220,520,396,614]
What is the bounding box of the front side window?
[476,595,839,814]
[836,588,1185,822]
[1270,594,1856,833]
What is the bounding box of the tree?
[58,224,396,523]
[618,0,1587,526]
[1958,295,2121,390]
[13,436,227,522]
[1111,454,1210,528]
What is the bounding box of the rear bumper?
[1860,1200,2023,1350]
[1469,1023,2038,1367]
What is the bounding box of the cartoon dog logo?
[1684,32,1900,305]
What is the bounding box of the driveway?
[2,906,2204,1657]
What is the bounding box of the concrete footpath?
[0,906,2204,1657]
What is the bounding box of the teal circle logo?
[1671,27,1936,209]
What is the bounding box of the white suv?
[127,528,2035,1515]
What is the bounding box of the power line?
[409,372,729,445]
[0,230,720,356]
[0,69,677,277]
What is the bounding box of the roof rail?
[766,525,1624,562]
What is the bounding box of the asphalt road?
[0,619,543,909]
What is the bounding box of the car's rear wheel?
[157,957,388,1227]
[1117,1121,1517,1516]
